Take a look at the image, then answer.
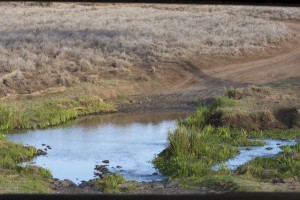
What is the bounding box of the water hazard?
[7,111,297,185]
[7,111,190,185]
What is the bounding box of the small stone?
[283,176,297,184]
[245,147,252,151]
[36,149,47,155]
[151,183,164,189]
[118,182,135,190]
[102,160,110,164]
[116,165,122,168]
[265,147,273,150]
[53,179,76,188]
[101,174,108,178]
[111,62,117,68]
[42,144,46,146]
[94,172,102,177]
[237,166,248,174]
[136,185,147,190]
[165,182,178,188]
[61,179,76,187]
[152,172,158,175]
[272,178,283,184]
[95,165,108,170]
[276,143,281,146]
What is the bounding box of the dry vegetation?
[0,3,297,97]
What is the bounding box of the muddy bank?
[52,178,224,194]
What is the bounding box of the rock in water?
[102,160,110,164]
[36,149,47,155]
[53,179,77,188]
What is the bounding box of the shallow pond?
[7,111,189,185]
[7,111,297,185]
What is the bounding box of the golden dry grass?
[0,3,296,97]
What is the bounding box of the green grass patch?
[178,175,239,192]
[153,124,265,178]
[0,95,115,131]
[179,95,241,128]
[0,135,53,193]
[89,173,126,193]
[246,129,300,140]
[236,140,300,180]
[0,169,52,193]
[154,85,300,192]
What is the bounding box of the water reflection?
[7,111,190,185]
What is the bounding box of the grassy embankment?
[0,82,117,193]
[153,84,300,192]
[0,134,53,193]
[0,90,115,132]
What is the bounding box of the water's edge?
[7,111,190,185]
[212,139,296,171]
[7,111,296,185]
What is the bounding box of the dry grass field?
[0,3,300,194]
[0,3,298,98]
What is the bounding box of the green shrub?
[213,96,238,108]
[0,133,6,140]
[153,125,242,178]
[92,173,126,193]
[23,166,52,179]
[0,156,16,169]
[0,105,14,131]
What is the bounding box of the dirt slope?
[118,20,300,112]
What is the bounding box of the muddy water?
[7,111,190,185]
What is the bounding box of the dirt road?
[118,20,300,112]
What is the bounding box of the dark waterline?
[7,111,190,185]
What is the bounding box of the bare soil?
[118,20,300,113]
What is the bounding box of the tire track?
[119,20,300,112]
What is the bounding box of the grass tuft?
[90,173,126,193]
[0,136,52,193]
